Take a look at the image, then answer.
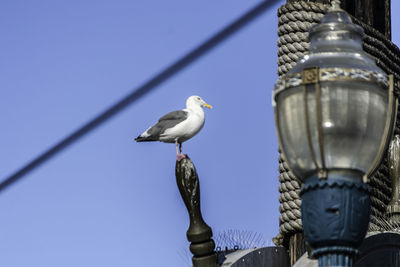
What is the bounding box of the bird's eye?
[197,97,201,100]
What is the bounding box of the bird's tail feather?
[134,136,158,142]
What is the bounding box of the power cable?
[0,0,282,193]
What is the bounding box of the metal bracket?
[302,67,319,84]
[364,74,398,183]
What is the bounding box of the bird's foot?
[176,153,187,161]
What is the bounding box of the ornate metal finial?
[331,0,341,10]
[386,135,400,223]
[176,156,217,267]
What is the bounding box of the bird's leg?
[175,140,180,156]
[175,140,186,161]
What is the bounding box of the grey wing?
[145,110,188,138]
[158,110,188,122]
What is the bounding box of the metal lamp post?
[273,6,397,267]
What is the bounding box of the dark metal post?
[176,156,218,267]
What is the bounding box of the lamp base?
[300,177,371,267]
[314,246,357,267]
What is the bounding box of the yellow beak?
[203,103,212,109]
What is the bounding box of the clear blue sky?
[1,1,399,267]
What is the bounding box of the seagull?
[135,95,212,160]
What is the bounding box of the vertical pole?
[386,135,400,222]
[353,0,391,40]
[176,156,217,267]
[383,0,391,40]
[355,0,374,26]
[289,233,307,265]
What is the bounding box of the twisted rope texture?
[275,0,400,246]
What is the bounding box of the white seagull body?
[135,95,212,160]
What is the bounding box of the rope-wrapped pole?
[176,156,217,267]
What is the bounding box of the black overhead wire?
[0,0,282,193]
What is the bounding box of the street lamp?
[273,7,397,267]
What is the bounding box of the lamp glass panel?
[276,81,388,180]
